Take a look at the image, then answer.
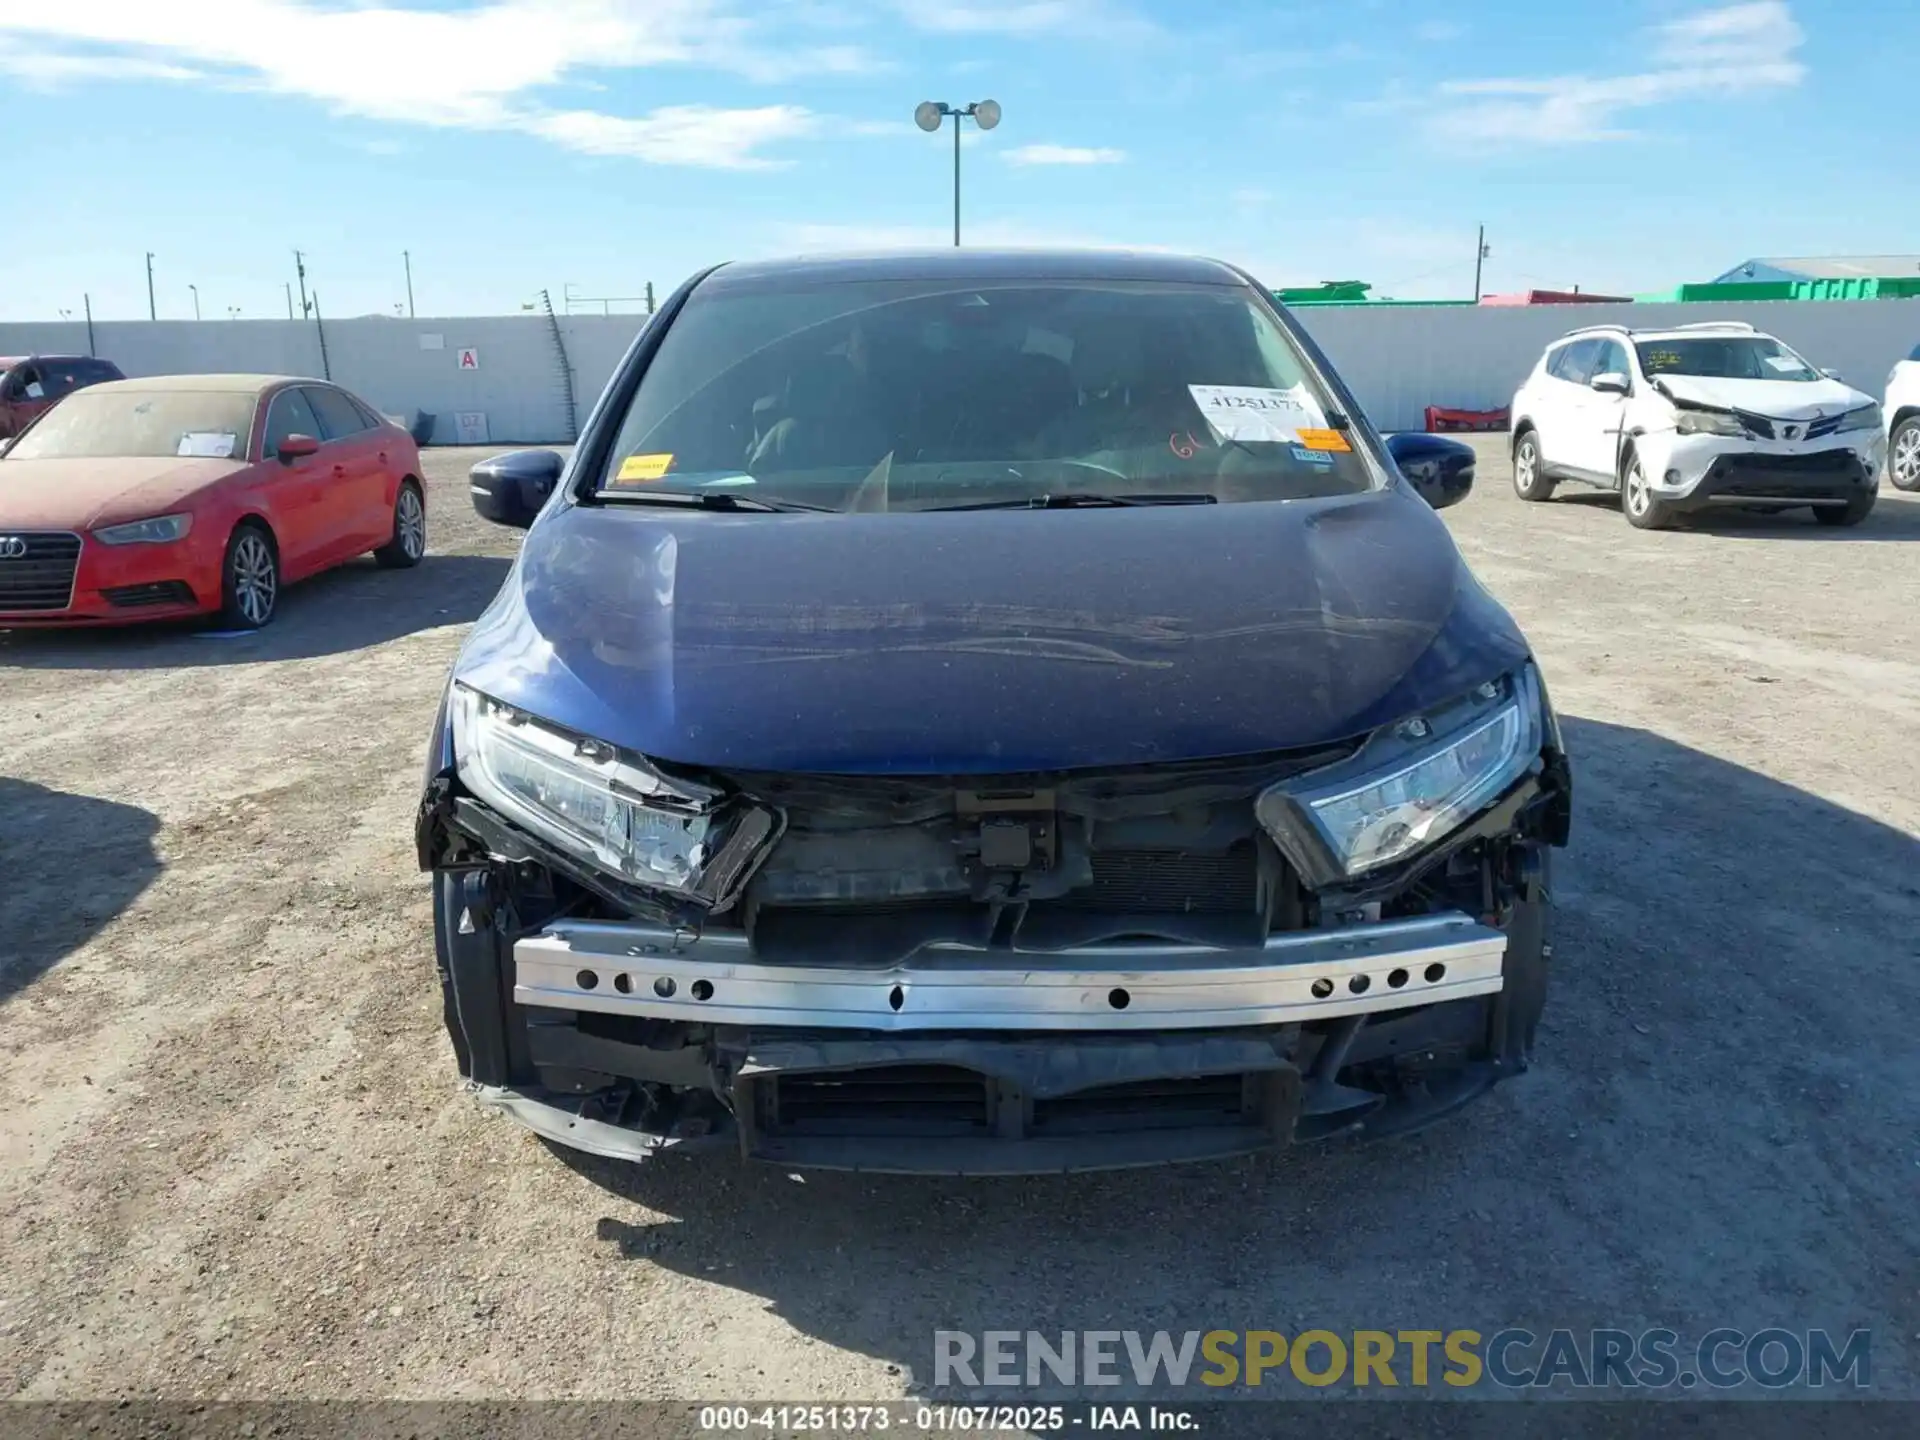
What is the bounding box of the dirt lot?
[2,439,1918,1402]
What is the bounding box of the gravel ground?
[2,440,1917,1403]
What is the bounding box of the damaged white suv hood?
[1651,372,1873,420]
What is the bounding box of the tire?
[1621,452,1677,531]
[217,521,280,630]
[1814,490,1876,527]
[1889,416,1920,492]
[1511,430,1556,501]
[373,479,427,568]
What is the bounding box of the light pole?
[145,252,157,321]
[403,249,415,318]
[1472,225,1490,303]
[914,99,1001,246]
[189,284,200,321]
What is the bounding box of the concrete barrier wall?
[0,314,649,446]
[6,297,1917,443]
[1300,299,1920,431]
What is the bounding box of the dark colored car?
[416,249,1571,1175]
[0,355,125,438]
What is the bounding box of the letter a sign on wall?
[457,347,481,371]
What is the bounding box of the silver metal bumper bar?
[512,912,1506,1033]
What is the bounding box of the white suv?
[1885,342,1920,491]
[1508,321,1885,529]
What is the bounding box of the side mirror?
[470,448,565,529]
[277,432,320,464]
[1385,432,1475,511]
[1590,372,1630,395]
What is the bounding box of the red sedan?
[0,374,426,629]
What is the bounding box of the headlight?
[1835,403,1882,434]
[1674,409,1746,438]
[1256,669,1544,884]
[449,684,776,901]
[93,513,192,545]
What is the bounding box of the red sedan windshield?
[5,390,257,461]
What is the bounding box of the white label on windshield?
[177,431,238,458]
[1764,355,1804,373]
[1188,384,1326,443]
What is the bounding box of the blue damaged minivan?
[416,249,1572,1175]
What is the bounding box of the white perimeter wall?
[5,298,1917,443]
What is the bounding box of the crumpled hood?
[0,457,246,529]
[454,488,1532,774]
[1653,373,1873,421]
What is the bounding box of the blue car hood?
[454,489,1530,774]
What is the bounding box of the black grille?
[1047,845,1259,914]
[1803,414,1844,439]
[102,580,195,609]
[0,531,81,612]
[769,1065,990,1137]
[1032,1074,1250,1134]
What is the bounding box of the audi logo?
[0,537,28,559]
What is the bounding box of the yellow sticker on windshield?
[615,452,674,483]
[1295,428,1351,453]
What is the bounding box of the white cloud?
[0,0,883,168]
[890,0,1158,40]
[1002,143,1126,165]
[1430,1,1805,145]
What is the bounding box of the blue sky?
[0,0,1913,322]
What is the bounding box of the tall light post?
[914,99,1001,246]
[145,252,157,321]
[1472,225,1490,303]
[189,283,201,321]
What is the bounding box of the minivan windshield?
[3,389,258,460]
[1635,336,1820,382]
[594,277,1381,511]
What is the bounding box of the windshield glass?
[1635,336,1819,382]
[4,389,257,460]
[594,278,1380,511]
[38,359,121,399]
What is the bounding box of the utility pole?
[294,249,311,318]
[285,282,295,319]
[646,281,655,314]
[145,252,157,320]
[403,249,415,318]
[1472,225,1490,303]
[84,293,96,357]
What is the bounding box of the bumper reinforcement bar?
[512,911,1507,1033]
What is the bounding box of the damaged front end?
[416,669,1572,1176]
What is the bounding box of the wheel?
[1511,430,1556,501]
[1621,452,1677,531]
[1889,416,1920,492]
[217,522,280,629]
[1814,490,1876,527]
[373,479,427,568]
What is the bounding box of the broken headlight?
[1256,668,1544,885]
[450,683,760,896]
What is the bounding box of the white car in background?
[1885,342,1920,491]
[1508,321,1885,530]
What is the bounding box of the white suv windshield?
[1635,336,1818,383]
[595,277,1382,511]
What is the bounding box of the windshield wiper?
[929,492,1219,512]
[593,488,832,513]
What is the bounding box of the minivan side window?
[303,386,373,441]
